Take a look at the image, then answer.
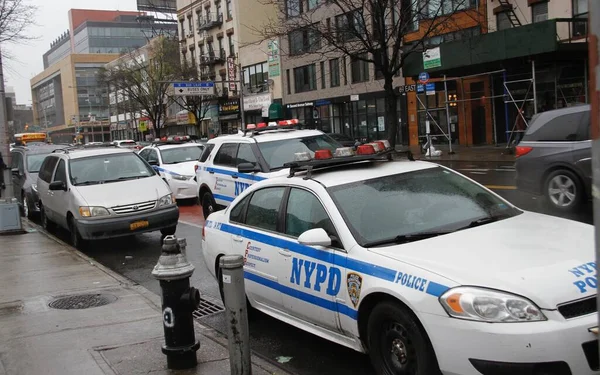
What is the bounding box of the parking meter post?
[219,255,251,375]
[152,235,201,370]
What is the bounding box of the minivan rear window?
[523,111,587,142]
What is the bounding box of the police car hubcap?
[391,338,407,364]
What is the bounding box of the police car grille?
[112,200,156,214]
[558,296,597,319]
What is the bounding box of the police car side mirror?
[298,228,331,247]
[238,162,260,174]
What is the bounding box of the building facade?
[401,0,588,147]
[176,0,284,137]
[33,9,177,144]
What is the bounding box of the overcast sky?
[4,0,138,105]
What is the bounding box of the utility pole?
[0,46,14,199]
[589,0,600,358]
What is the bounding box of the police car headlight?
[158,193,175,207]
[439,287,546,322]
[172,174,192,181]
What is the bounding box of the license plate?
[130,220,149,231]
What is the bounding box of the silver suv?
[36,146,179,248]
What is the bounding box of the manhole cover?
[49,294,117,310]
[192,297,224,319]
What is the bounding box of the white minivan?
[36,146,179,249]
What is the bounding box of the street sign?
[172,82,215,96]
[418,72,430,84]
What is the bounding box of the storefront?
[166,110,198,137]
[243,92,272,125]
[284,92,408,145]
[218,99,241,135]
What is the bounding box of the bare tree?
[99,37,183,139]
[0,0,36,44]
[254,0,480,147]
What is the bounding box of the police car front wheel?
[367,301,440,375]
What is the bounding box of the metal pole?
[503,71,510,145]
[491,76,498,146]
[532,59,538,114]
[589,0,600,361]
[238,62,246,129]
[460,78,468,147]
[0,47,14,199]
[584,58,589,104]
[219,255,251,375]
[443,75,454,154]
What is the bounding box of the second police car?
[195,120,343,219]
[139,138,205,201]
[202,143,598,375]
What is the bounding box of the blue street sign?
[426,83,435,91]
[418,72,430,84]
[172,81,215,96]
[172,82,215,88]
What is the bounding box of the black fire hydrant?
[152,235,201,370]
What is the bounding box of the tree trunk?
[384,75,399,148]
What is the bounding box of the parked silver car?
[515,104,591,213]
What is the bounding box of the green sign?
[423,47,442,69]
[268,103,283,120]
[268,40,280,77]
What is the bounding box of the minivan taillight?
[515,146,533,158]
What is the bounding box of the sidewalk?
[0,221,289,375]
[398,144,516,163]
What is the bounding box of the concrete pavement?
[400,144,516,163]
[0,221,289,375]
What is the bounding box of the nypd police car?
[195,119,342,219]
[139,140,204,200]
[202,143,597,375]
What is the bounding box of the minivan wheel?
[69,217,87,250]
[40,205,55,232]
[545,169,582,213]
[202,192,217,220]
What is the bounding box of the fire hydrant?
[152,235,201,369]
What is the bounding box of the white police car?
[202,144,597,375]
[139,140,204,200]
[195,119,342,219]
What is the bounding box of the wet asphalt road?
[45,159,593,375]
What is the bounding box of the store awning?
[268,103,284,120]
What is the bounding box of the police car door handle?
[278,249,292,257]
[208,170,215,174]
[231,174,239,179]
[232,235,243,242]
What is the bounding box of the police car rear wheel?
[202,192,216,219]
[367,301,439,375]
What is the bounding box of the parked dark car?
[328,133,356,147]
[10,143,65,218]
[515,104,591,213]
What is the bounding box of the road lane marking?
[458,168,516,172]
[485,185,517,190]
[178,220,204,228]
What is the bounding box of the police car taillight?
[257,123,267,128]
[246,124,257,130]
[294,152,312,161]
[356,144,376,155]
[334,147,355,157]
[314,149,333,160]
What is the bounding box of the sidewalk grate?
[49,293,117,310]
[192,297,224,319]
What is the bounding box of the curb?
[28,219,292,375]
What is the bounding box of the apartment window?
[572,0,588,37]
[329,58,340,87]
[496,12,512,31]
[226,0,232,19]
[218,38,223,56]
[342,56,347,85]
[335,10,365,43]
[199,45,204,58]
[320,61,326,89]
[424,26,480,46]
[532,2,548,23]
[426,0,477,18]
[205,8,211,22]
[351,54,369,83]
[228,35,234,56]
[286,69,291,94]
[207,42,214,55]
[187,16,193,34]
[217,2,223,19]
[399,0,419,32]
[373,49,384,80]
[307,0,318,10]
[179,19,185,38]
[294,64,317,93]
[286,0,302,17]
[243,62,269,92]
[289,27,320,55]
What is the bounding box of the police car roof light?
[314,149,333,160]
[356,144,376,155]
[367,142,382,153]
[377,140,391,150]
[334,147,355,157]
[268,122,278,127]
[246,124,257,130]
[257,123,267,128]
[294,151,312,162]
[374,141,387,152]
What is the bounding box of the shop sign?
[243,93,271,112]
[423,47,441,69]
[315,99,331,106]
[110,123,117,131]
[350,94,359,101]
[176,110,196,125]
[138,120,148,132]
[286,102,313,109]
[117,121,127,130]
[227,57,236,91]
[268,40,280,77]
[219,99,240,115]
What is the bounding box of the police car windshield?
[328,167,521,247]
[69,153,154,186]
[161,145,204,164]
[257,135,342,170]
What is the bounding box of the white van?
[36,146,178,249]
